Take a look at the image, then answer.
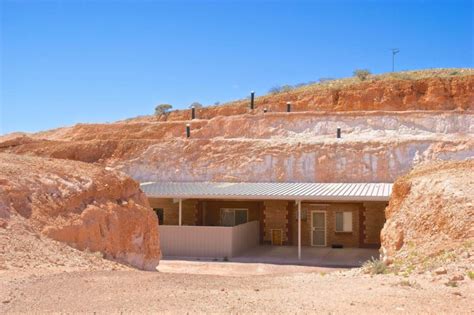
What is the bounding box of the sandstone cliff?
[380,160,473,273]
[133,69,474,122]
[2,111,472,183]
[0,153,161,270]
[0,70,472,184]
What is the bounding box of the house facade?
[141,182,391,259]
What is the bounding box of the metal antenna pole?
[391,48,400,72]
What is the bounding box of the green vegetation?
[201,68,472,110]
[154,104,173,115]
[268,84,294,94]
[362,257,387,275]
[397,280,420,288]
[467,271,474,280]
[353,69,371,81]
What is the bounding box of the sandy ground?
[1,260,473,314]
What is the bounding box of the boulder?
[0,153,161,270]
[381,160,474,268]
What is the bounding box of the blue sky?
[1,0,472,134]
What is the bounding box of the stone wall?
[149,197,386,249]
[363,202,387,246]
[289,202,361,248]
[263,200,290,244]
[200,200,262,226]
[148,198,197,226]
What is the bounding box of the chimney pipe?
[337,127,341,139]
[287,102,291,112]
[191,106,196,119]
[186,124,191,138]
[250,91,255,110]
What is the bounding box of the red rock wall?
[158,76,474,121]
[0,153,161,270]
[380,160,474,264]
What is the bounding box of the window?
[220,208,248,226]
[335,211,353,232]
[153,208,164,225]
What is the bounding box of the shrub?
[154,104,172,116]
[268,84,294,94]
[189,102,203,109]
[214,101,220,106]
[398,280,419,288]
[468,271,474,280]
[268,86,283,94]
[353,69,371,81]
[280,84,293,92]
[319,77,335,83]
[362,257,387,274]
[293,83,307,88]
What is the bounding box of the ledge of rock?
[381,159,473,267]
[0,153,161,271]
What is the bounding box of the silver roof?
[140,182,393,202]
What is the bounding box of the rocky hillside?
[0,153,161,271]
[0,69,472,184]
[380,160,473,276]
[133,68,474,122]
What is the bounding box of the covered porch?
[141,181,392,263]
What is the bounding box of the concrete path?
[230,245,379,267]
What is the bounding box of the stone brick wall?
[148,197,386,248]
[363,202,387,245]
[201,200,262,226]
[289,202,361,248]
[148,198,197,226]
[263,200,290,244]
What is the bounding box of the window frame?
[335,211,353,233]
[153,208,164,225]
[220,208,249,226]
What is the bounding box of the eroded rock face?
[1,111,472,183]
[380,160,474,264]
[0,153,161,270]
[143,74,474,122]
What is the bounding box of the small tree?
[155,104,172,116]
[319,77,335,83]
[214,101,220,106]
[189,102,203,109]
[268,86,282,94]
[280,85,293,92]
[269,84,294,94]
[353,69,371,81]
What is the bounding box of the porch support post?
[297,200,301,260]
[178,198,182,226]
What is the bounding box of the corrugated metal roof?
[140,182,393,202]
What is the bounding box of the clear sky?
[1,0,472,134]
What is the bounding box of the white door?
[311,211,326,246]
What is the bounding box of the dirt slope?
[0,153,161,270]
[381,160,474,274]
[1,70,472,184]
[135,69,474,122]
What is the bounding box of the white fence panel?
[160,221,259,258]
